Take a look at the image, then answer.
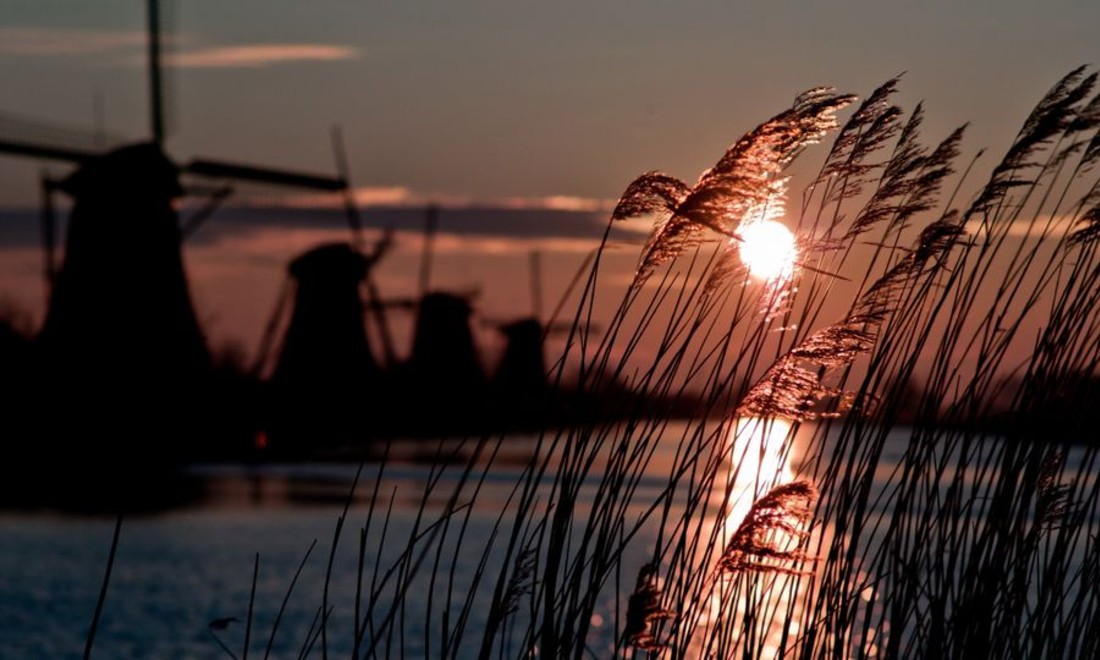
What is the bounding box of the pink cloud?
[0,27,358,69]
[277,186,416,209]
[165,44,361,69]
[274,186,616,213]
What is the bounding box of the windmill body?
[268,242,379,452]
[492,317,548,397]
[39,143,209,386]
[399,291,488,433]
[8,142,216,509]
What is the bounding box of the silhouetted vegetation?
[32,66,1100,657]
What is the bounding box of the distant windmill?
[257,201,495,444]
[263,242,385,452]
[0,1,356,467]
[472,250,595,435]
[372,204,491,435]
[487,249,599,393]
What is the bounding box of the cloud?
[0,27,147,56]
[164,44,361,69]
[423,233,602,256]
[197,225,604,262]
[0,27,359,69]
[0,199,647,256]
[489,195,616,213]
[350,186,417,207]
[186,204,640,244]
[964,215,1078,239]
[276,186,616,214]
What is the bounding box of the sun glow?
[737,220,797,280]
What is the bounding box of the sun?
[737,220,797,280]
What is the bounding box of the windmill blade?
[251,276,294,377]
[360,227,399,368]
[545,248,597,336]
[40,173,60,298]
[0,111,126,161]
[184,158,346,191]
[0,138,94,165]
[145,0,183,145]
[330,125,364,248]
[180,184,234,240]
[146,0,165,144]
[327,125,401,364]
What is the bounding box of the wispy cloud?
[0,27,147,56]
[426,233,602,256]
[277,186,616,213]
[964,215,1078,239]
[164,44,361,69]
[189,226,602,265]
[0,27,359,69]
[489,195,615,213]
[351,186,417,207]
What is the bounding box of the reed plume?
[500,547,537,616]
[622,562,675,652]
[717,480,818,575]
[612,89,855,285]
[966,66,1096,221]
[737,213,964,420]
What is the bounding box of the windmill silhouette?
[259,236,393,454]
[0,1,357,497]
[481,250,600,430]
[377,205,490,436]
[252,203,488,447]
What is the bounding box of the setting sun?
[737,220,797,280]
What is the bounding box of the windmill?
[253,203,485,446]
[0,1,360,474]
[483,249,599,429]
[258,235,394,453]
[392,204,489,434]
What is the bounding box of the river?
[2,422,1096,658]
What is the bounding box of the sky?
[0,0,1098,370]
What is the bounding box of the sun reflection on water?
[717,416,796,530]
[687,416,809,659]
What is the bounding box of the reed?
[81,67,1100,658]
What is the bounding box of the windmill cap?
[58,142,183,201]
[420,292,473,316]
[288,242,369,282]
[500,318,542,336]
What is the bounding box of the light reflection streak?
[684,416,809,659]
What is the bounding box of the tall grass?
[84,67,1100,658]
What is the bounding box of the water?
[2,425,1096,658]
[0,437,676,658]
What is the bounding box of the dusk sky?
[1,0,1098,365]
